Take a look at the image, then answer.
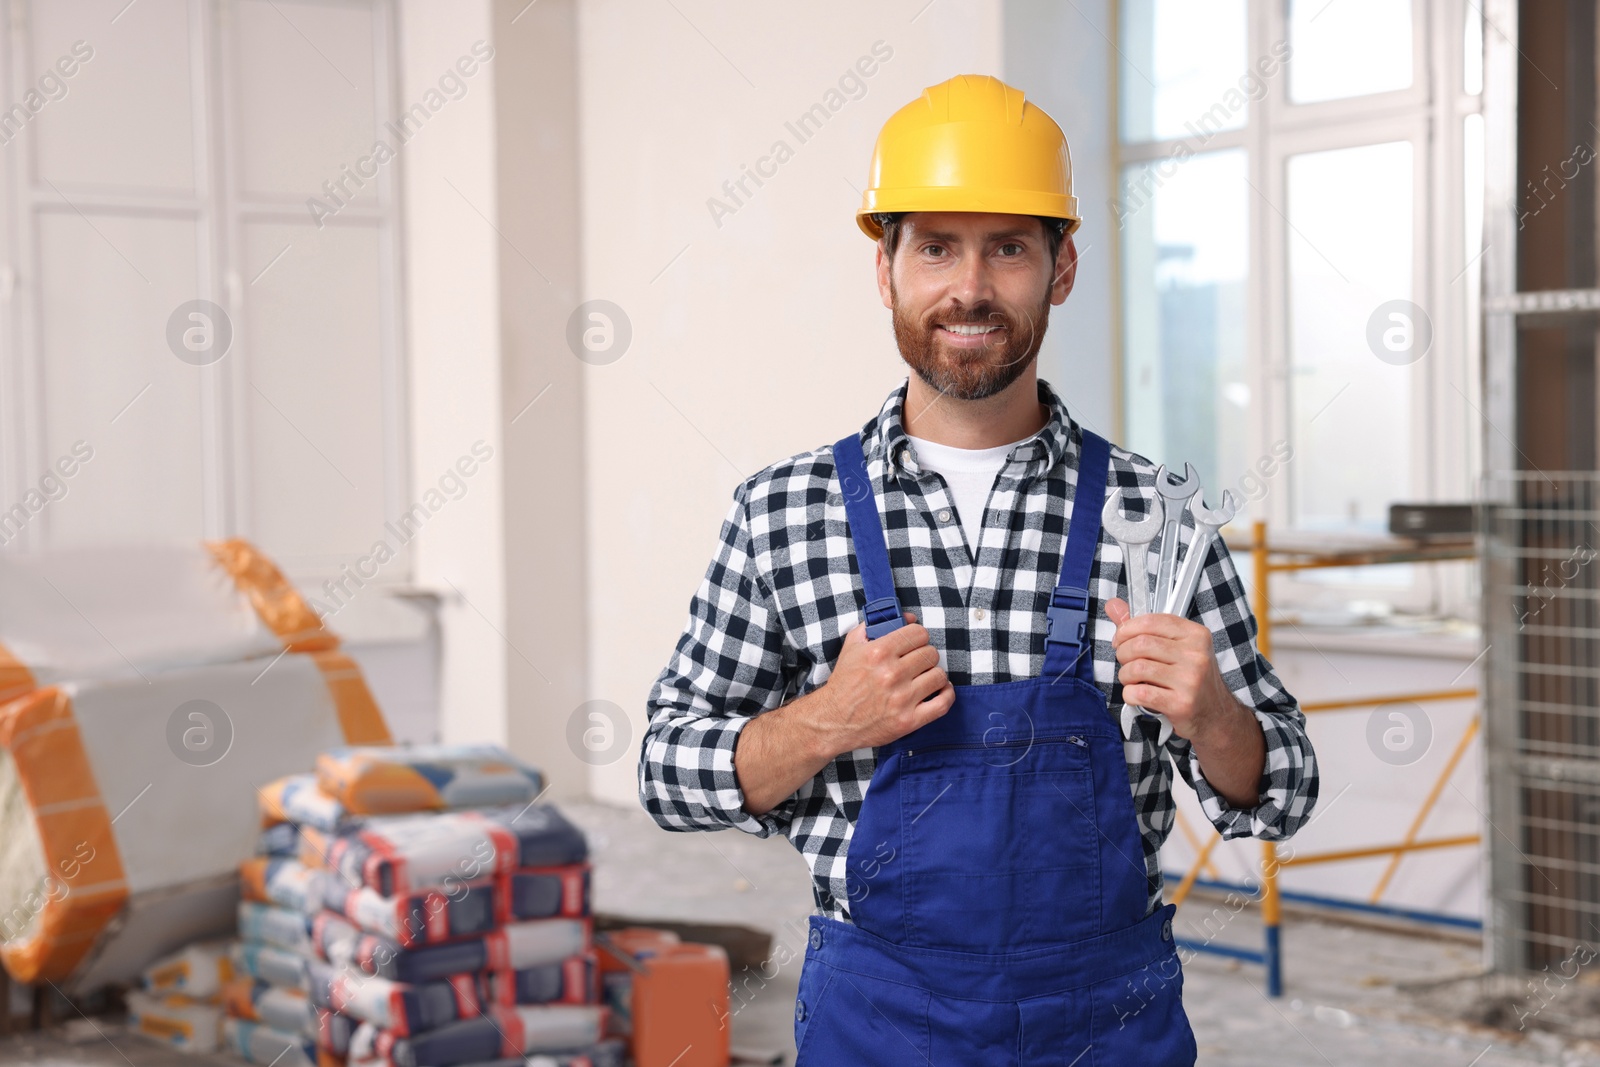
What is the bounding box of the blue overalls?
[792,428,1199,1066]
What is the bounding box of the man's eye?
[922,244,946,257]
[998,243,1024,256]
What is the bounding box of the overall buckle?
[863,596,904,639]
[1044,585,1089,649]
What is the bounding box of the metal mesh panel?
[1483,472,1600,971]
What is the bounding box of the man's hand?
[736,612,953,818]
[1105,598,1266,808]
[810,611,954,755]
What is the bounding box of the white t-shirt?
[904,431,1037,553]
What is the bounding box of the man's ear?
[876,240,894,309]
[1050,233,1079,306]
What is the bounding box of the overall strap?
[833,431,906,638]
[1043,428,1111,681]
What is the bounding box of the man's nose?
[949,251,996,306]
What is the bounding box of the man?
[640,74,1317,1064]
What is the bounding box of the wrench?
[1101,488,1161,618]
[1100,488,1175,746]
[1162,488,1242,618]
[1153,463,1200,616]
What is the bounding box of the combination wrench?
[1153,463,1200,611]
[1162,488,1242,617]
[1102,478,1241,747]
[1101,487,1176,746]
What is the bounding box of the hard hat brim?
[856,187,1081,240]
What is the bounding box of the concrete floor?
[3,798,1598,1066]
[0,1024,240,1066]
[562,799,1600,1067]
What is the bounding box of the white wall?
[398,0,510,750]
[398,0,592,800]
[488,0,591,798]
[575,0,1010,804]
[1005,0,1119,439]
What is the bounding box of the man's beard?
[891,278,1052,402]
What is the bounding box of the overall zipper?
[903,734,1087,759]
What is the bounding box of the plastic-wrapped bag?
[223,1016,318,1067]
[327,805,587,897]
[259,774,360,834]
[363,1004,609,1066]
[222,976,318,1039]
[509,864,590,920]
[0,543,300,699]
[241,857,322,914]
[141,939,234,1000]
[307,958,484,1036]
[312,912,589,984]
[316,743,544,815]
[317,1007,357,1059]
[490,806,590,869]
[229,940,312,991]
[246,853,496,942]
[319,872,505,948]
[485,954,597,1007]
[348,1023,625,1067]
[257,823,303,857]
[238,901,315,955]
[125,989,224,1053]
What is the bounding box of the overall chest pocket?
[901,736,1102,952]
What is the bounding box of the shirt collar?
[866,375,1080,480]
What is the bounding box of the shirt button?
[974,608,987,621]
[809,927,823,950]
[796,999,807,1022]
[1162,918,1174,942]
[937,509,952,523]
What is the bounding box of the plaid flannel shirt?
[640,376,1319,923]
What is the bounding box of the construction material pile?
[226,744,622,1067]
[124,940,235,1054]
[0,541,390,994]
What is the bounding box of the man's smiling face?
[877,211,1077,402]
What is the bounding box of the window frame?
[1111,0,1484,616]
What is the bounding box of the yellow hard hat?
[857,74,1080,240]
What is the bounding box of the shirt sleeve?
[638,480,801,838]
[1165,531,1320,841]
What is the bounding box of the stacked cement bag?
[222,879,345,1067]
[123,940,234,1054]
[236,746,622,1067]
[0,540,390,993]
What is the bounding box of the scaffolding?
[1166,518,1481,996]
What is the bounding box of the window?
[1115,0,1484,613]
